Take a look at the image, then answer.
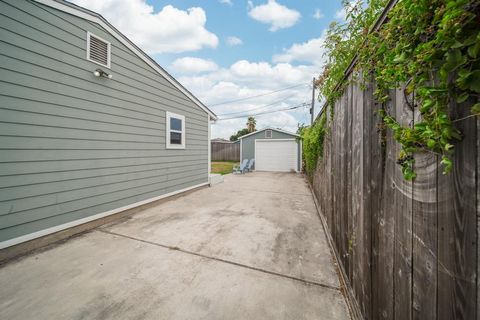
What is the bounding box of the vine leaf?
[466,71,480,93]
[467,42,480,58]
[443,49,466,73]
[394,52,406,63]
[472,103,480,114]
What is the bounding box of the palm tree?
[246,116,256,133]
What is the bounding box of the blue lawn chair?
[245,159,255,172]
[233,159,248,174]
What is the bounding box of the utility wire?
[216,94,298,116]
[217,103,309,121]
[209,83,308,107]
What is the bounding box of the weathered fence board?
[377,91,395,320]
[394,87,414,320]
[346,84,354,282]
[366,80,382,320]
[211,141,239,161]
[311,76,478,320]
[351,78,364,316]
[436,99,477,320]
[341,91,349,273]
[477,115,480,320]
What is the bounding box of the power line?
[217,94,297,116]
[209,83,308,107]
[219,103,308,120]
[217,103,309,121]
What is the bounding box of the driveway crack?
[97,229,341,292]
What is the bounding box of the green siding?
[240,130,301,171]
[0,0,210,242]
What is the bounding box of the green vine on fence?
[303,0,480,180]
[303,112,328,175]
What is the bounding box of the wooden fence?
[211,141,240,161]
[310,73,478,319]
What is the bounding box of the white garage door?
[255,140,298,172]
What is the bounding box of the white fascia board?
[238,127,301,140]
[207,114,212,176]
[254,138,296,141]
[34,0,217,120]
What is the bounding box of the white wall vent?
[265,129,272,138]
[87,32,111,68]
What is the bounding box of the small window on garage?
[87,32,111,68]
[265,129,272,138]
[166,112,185,149]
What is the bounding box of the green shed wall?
[240,130,301,171]
[0,0,209,244]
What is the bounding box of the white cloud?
[313,8,324,19]
[227,60,310,84]
[226,36,243,46]
[218,0,233,5]
[70,0,218,54]
[176,59,318,138]
[248,0,301,32]
[171,57,219,74]
[273,35,327,66]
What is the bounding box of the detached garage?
[239,128,302,172]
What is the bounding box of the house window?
[87,32,111,68]
[265,129,272,138]
[166,112,185,149]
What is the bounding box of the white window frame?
[86,31,111,69]
[265,129,272,138]
[166,111,186,149]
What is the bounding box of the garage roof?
[238,127,301,140]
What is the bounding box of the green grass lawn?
[211,161,239,175]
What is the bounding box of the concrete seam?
[98,229,341,292]
[223,189,312,196]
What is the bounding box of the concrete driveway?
[0,172,349,320]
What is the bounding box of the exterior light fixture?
[93,68,113,79]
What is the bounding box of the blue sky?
[146,0,343,68]
[72,0,345,138]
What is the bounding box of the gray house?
[239,128,302,172]
[0,0,217,251]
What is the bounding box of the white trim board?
[165,111,186,149]
[238,127,301,140]
[240,138,243,161]
[0,181,209,249]
[34,0,217,120]
[299,140,303,172]
[207,114,212,177]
